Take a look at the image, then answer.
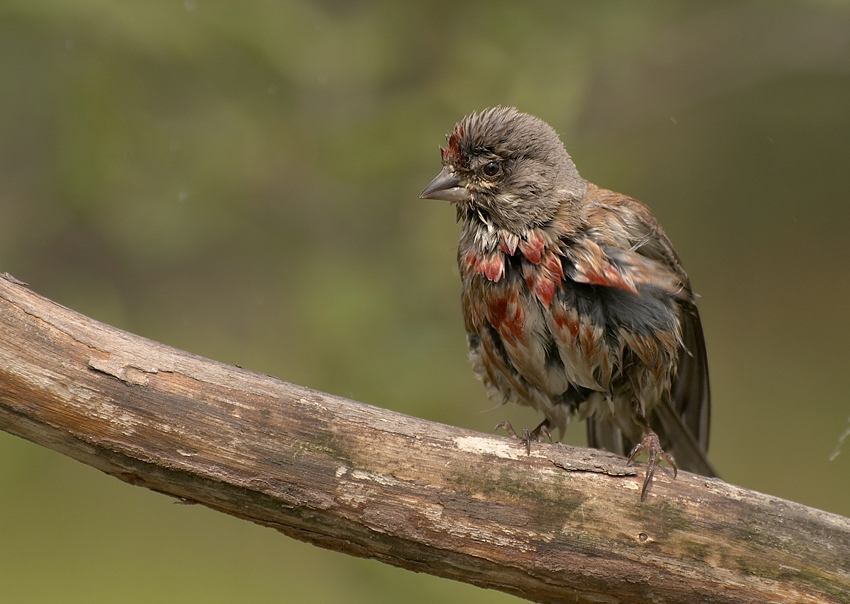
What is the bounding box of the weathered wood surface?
[0,273,848,603]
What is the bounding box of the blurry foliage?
[1,1,850,602]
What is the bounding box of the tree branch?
[0,273,847,603]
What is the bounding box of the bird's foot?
[495,419,552,455]
[628,430,678,500]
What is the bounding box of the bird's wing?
[579,187,715,476]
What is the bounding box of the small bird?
[420,107,716,498]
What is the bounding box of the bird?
[420,106,716,499]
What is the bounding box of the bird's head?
[420,107,587,234]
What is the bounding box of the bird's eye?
[482,161,501,178]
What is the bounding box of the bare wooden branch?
[0,273,848,603]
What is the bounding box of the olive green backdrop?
[1,1,849,602]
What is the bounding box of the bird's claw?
[628,430,678,500]
[494,420,519,439]
[495,420,552,455]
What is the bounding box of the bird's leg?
[627,403,677,500]
[495,419,552,455]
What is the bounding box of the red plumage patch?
[579,264,637,294]
[533,277,556,307]
[499,235,518,256]
[464,248,505,283]
[524,249,564,308]
[542,250,565,281]
[518,234,545,264]
[487,290,525,345]
[552,305,581,339]
[464,249,479,273]
[443,124,465,166]
[482,256,505,282]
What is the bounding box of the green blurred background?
[1,1,849,602]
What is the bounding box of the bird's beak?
[420,166,471,202]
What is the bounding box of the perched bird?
[420,107,716,498]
